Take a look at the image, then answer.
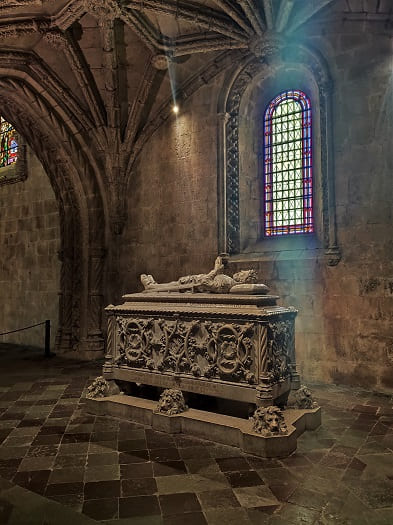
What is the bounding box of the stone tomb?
[103,292,299,407]
[87,261,321,457]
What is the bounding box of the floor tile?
[87,451,119,467]
[156,473,230,494]
[121,477,157,496]
[224,470,264,488]
[121,461,154,479]
[46,481,85,496]
[164,511,207,525]
[119,495,161,518]
[233,485,279,508]
[18,455,55,471]
[119,450,149,463]
[54,453,87,468]
[216,457,251,472]
[153,460,187,477]
[83,498,119,520]
[149,448,181,462]
[85,464,120,482]
[159,492,201,515]
[197,488,241,509]
[13,468,51,494]
[204,507,251,525]
[84,480,121,500]
[49,466,85,483]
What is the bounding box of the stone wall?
[119,82,221,300]
[120,30,393,393]
[0,151,60,350]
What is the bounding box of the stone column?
[256,325,274,407]
[81,247,106,356]
[287,322,300,390]
[55,249,74,352]
[217,111,229,254]
[103,308,116,376]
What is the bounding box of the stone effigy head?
[233,269,258,284]
[251,406,288,436]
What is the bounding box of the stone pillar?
[55,249,74,352]
[288,323,300,390]
[81,247,106,356]
[217,111,229,255]
[256,325,274,407]
[103,309,116,375]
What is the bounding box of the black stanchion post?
[44,320,55,358]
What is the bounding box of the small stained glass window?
[0,116,18,168]
[263,90,313,236]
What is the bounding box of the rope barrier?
[0,321,46,337]
[0,320,55,358]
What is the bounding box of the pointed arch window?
[263,90,313,237]
[0,116,18,168]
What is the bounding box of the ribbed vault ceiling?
[0,0,391,233]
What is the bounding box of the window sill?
[227,247,325,264]
[226,243,341,266]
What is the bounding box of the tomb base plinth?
[86,394,321,458]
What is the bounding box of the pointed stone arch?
[217,43,341,266]
[0,76,108,359]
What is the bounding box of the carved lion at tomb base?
[86,376,120,399]
[294,385,318,409]
[155,389,188,416]
[251,406,288,436]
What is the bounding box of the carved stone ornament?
[250,406,288,436]
[293,385,318,410]
[117,317,257,384]
[86,376,120,399]
[140,256,266,294]
[267,321,293,383]
[83,0,121,20]
[249,31,282,61]
[151,54,169,70]
[155,389,188,416]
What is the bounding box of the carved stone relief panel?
[114,314,294,391]
[116,316,257,385]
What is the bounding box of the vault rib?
[210,0,254,34]
[123,0,249,42]
[170,36,247,56]
[276,0,294,32]
[262,0,274,29]
[237,0,265,35]
[61,30,107,130]
[123,58,156,156]
[288,0,337,33]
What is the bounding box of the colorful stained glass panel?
[263,90,313,236]
[0,117,18,168]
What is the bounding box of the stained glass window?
[0,117,18,168]
[263,90,313,236]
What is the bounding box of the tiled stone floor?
[0,343,392,524]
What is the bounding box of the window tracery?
[218,48,341,265]
[0,115,27,187]
[0,116,18,168]
[263,90,313,237]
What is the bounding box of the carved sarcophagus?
[104,293,299,407]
